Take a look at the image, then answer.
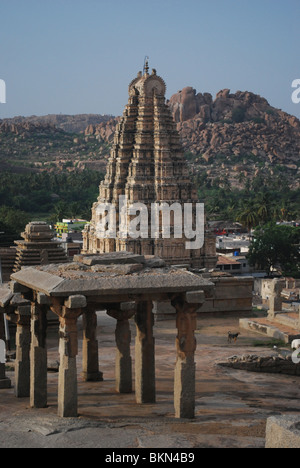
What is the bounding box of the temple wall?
[154,276,254,320]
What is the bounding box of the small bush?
[232,107,246,123]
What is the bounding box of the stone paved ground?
[0,313,299,448]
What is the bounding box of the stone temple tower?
[83,62,216,268]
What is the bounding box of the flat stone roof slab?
[74,252,146,266]
[0,286,13,308]
[11,261,214,299]
[11,268,66,296]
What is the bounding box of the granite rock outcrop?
[85,87,300,187]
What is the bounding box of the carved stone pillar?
[108,303,135,394]
[58,313,80,418]
[82,308,103,382]
[135,300,155,404]
[0,311,11,389]
[15,308,31,398]
[30,301,48,408]
[172,292,203,419]
[51,295,85,418]
[268,279,285,320]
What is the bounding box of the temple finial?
[143,56,149,76]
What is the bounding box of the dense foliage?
[0,170,104,237]
[0,162,299,245]
[247,223,300,277]
[195,172,300,228]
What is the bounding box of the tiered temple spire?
[83,66,216,268]
[14,222,68,272]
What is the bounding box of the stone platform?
[2,313,300,448]
[240,315,300,344]
[241,277,300,345]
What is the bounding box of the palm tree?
[52,201,68,223]
[225,200,239,221]
[236,200,260,235]
[255,192,274,224]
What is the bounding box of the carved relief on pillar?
[50,298,84,418]
[58,309,82,359]
[172,297,198,361]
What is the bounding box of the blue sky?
[0,0,299,119]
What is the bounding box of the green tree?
[247,223,300,277]
[255,192,275,224]
[232,106,246,123]
[0,206,30,237]
[51,201,69,223]
[236,200,259,233]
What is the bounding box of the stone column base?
[0,363,11,389]
[174,357,195,419]
[0,379,11,389]
[82,370,103,382]
[58,355,78,418]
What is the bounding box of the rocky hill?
[2,113,113,134]
[84,88,300,188]
[0,120,110,174]
[84,117,120,142]
[171,88,300,188]
[168,87,299,162]
[1,89,299,187]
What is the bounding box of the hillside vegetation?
[0,120,110,174]
[0,86,299,238]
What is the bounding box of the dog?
[228,331,240,344]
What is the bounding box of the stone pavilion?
[0,252,214,419]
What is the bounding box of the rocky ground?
[1,114,112,134]
[0,313,299,449]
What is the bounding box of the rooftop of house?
[217,256,241,265]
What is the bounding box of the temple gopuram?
[82,61,217,269]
